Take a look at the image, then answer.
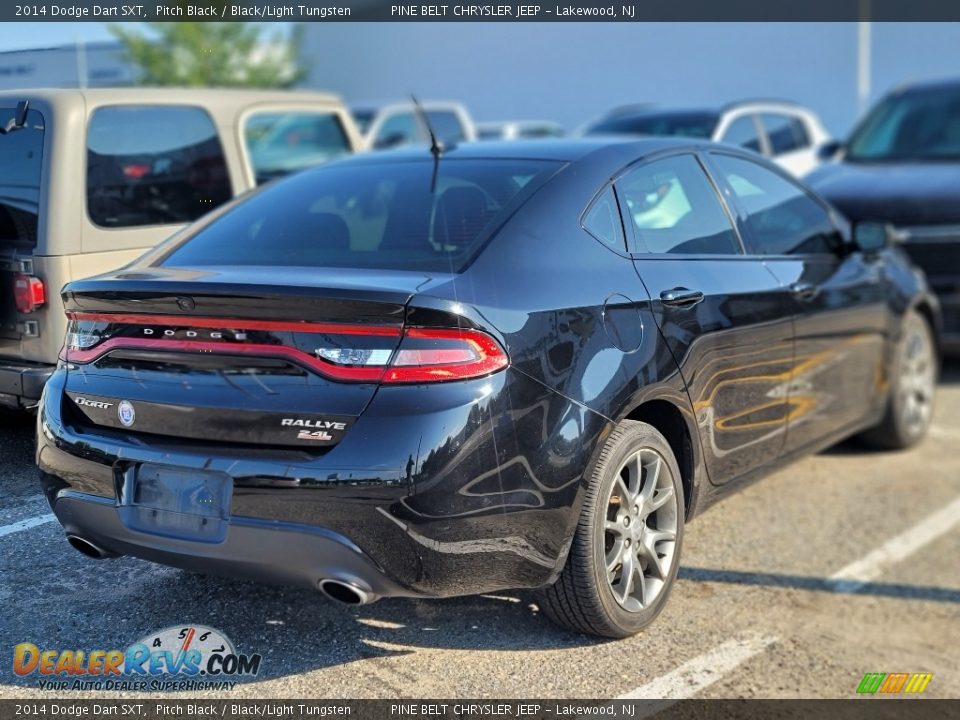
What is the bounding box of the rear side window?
[761,113,810,155]
[0,107,43,250]
[582,187,625,251]
[86,105,232,228]
[721,116,762,152]
[617,154,740,255]
[711,153,838,255]
[162,158,562,273]
[244,111,351,185]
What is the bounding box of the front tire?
[860,310,937,450]
[537,420,684,638]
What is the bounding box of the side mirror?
[14,100,28,128]
[852,222,893,253]
[817,139,842,161]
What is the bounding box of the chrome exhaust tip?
[318,578,375,605]
[66,534,117,560]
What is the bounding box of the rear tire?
[536,420,684,638]
[860,310,937,450]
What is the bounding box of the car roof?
[333,137,714,165]
[891,77,960,95]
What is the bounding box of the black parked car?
[38,139,938,638]
[808,78,960,350]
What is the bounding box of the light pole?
[857,0,872,116]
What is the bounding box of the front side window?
[244,111,351,184]
[711,153,839,255]
[721,116,762,152]
[761,113,810,155]
[86,105,232,228]
[0,107,44,250]
[617,154,740,255]
[162,158,563,273]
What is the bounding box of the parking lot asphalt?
[1,366,958,701]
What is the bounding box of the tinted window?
[711,154,838,255]
[587,111,718,139]
[618,154,740,255]
[0,107,43,250]
[425,110,467,144]
[163,159,562,273]
[721,116,761,152]
[373,112,420,148]
[244,111,351,184]
[760,113,810,155]
[847,84,960,161]
[87,106,232,228]
[582,187,625,251]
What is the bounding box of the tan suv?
[0,88,363,409]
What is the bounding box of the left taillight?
[13,274,45,314]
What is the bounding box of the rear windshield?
[162,158,562,273]
[87,105,233,228]
[588,112,719,139]
[0,106,44,250]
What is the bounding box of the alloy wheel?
[899,321,936,437]
[601,447,680,612]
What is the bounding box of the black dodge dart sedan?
[38,139,939,638]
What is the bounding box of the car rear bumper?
[0,358,54,409]
[37,367,603,598]
[45,489,416,600]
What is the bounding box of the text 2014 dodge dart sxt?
[38,139,939,637]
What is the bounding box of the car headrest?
[434,186,489,249]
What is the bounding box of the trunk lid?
[61,266,447,448]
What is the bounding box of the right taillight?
[382,327,509,384]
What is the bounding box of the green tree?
[110,23,305,88]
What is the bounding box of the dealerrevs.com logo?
[13,625,262,691]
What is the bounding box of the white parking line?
[0,513,55,538]
[828,495,960,592]
[616,635,777,700]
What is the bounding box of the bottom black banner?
[0,700,957,720]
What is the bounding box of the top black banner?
[6,0,960,23]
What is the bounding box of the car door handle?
[660,288,704,308]
[790,282,820,301]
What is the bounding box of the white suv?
[352,101,476,150]
[584,100,831,177]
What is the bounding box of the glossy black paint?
[38,138,938,600]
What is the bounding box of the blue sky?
[4,22,960,136]
[0,23,120,50]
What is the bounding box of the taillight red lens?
[383,327,508,384]
[14,274,45,313]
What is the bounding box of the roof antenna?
[412,95,443,193]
